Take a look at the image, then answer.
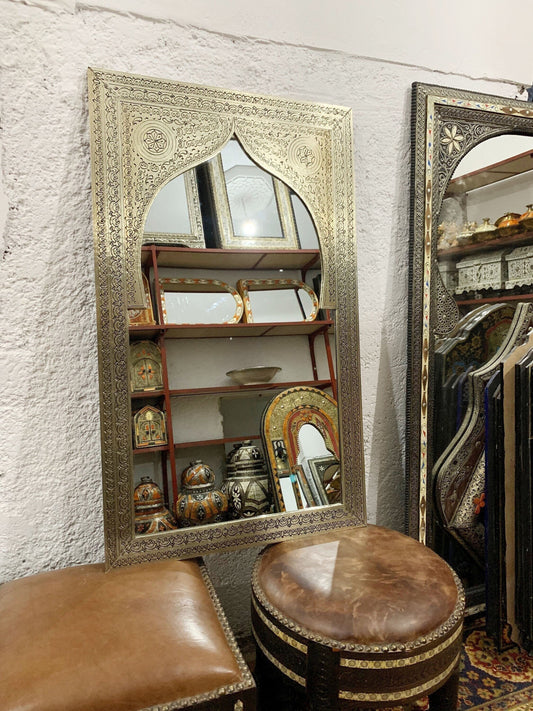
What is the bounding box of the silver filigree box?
[505,246,533,289]
[455,250,508,294]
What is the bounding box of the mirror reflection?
[159,278,243,325]
[430,130,533,637]
[296,424,339,506]
[143,170,205,248]
[206,138,318,250]
[247,287,315,322]
[131,138,338,535]
[222,140,284,239]
[89,69,364,568]
[434,133,533,460]
[145,174,191,234]
[162,290,240,324]
[260,385,339,512]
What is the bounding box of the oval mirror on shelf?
[88,68,364,567]
[408,83,533,646]
[237,278,319,323]
[159,278,244,325]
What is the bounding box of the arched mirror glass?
[408,83,533,649]
[88,69,365,567]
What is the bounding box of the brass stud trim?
[340,623,462,669]
[252,628,306,687]
[253,596,307,653]
[338,652,460,702]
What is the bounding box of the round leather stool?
[251,525,464,710]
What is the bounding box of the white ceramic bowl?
[226,366,282,386]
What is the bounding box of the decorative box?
[455,250,507,294]
[132,405,167,448]
[505,246,533,289]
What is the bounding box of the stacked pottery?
[174,460,228,526]
[221,441,272,518]
[456,221,477,246]
[133,477,177,535]
[519,204,533,231]
[495,212,521,238]
[473,217,496,243]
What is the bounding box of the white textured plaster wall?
[53,0,533,85]
[0,0,520,635]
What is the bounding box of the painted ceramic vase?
[221,441,272,518]
[495,212,521,238]
[133,477,177,535]
[519,204,533,231]
[175,460,228,527]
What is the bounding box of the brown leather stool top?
[0,559,255,711]
[252,525,464,710]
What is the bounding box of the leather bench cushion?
[256,524,459,645]
[0,559,246,711]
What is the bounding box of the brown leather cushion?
[256,524,459,645]
[0,559,247,711]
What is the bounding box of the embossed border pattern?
[88,68,365,567]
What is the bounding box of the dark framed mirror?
[88,69,365,567]
[408,83,533,644]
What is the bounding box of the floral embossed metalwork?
[441,124,465,154]
[88,69,364,567]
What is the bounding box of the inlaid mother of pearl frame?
[88,68,364,567]
[407,82,533,546]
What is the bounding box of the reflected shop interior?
[130,137,340,530]
[408,84,533,654]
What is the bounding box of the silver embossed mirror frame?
[88,68,365,567]
[407,82,533,544]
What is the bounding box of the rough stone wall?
[0,0,517,635]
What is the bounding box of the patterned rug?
[389,625,533,710]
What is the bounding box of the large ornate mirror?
[88,69,364,567]
[408,83,533,628]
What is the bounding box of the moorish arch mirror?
[88,68,365,567]
[407,83,533,621]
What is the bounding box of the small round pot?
[473,217,496,243]
[495,212,521,238]
[222,441,272,518]
[456,222,476,246]
[133,477,177,535]
[222,472,271,518]
[174,460,228,526]
[175,484,228,526]
[519,204,533,231]
[181,459,215,487]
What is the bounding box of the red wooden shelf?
[168,379,333,398]
[456,293,533,306]
[141,245,321,271]
[129,325,166,339]
[131,245,335,502]
[445,149,533,196]
[438,229,533,259]
[133,445,169,454]
[174,435,261,449]
[131,390,166,399]
[130,320,333,340]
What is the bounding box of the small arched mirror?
[88,69,365,567]
[261,386,339,512]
